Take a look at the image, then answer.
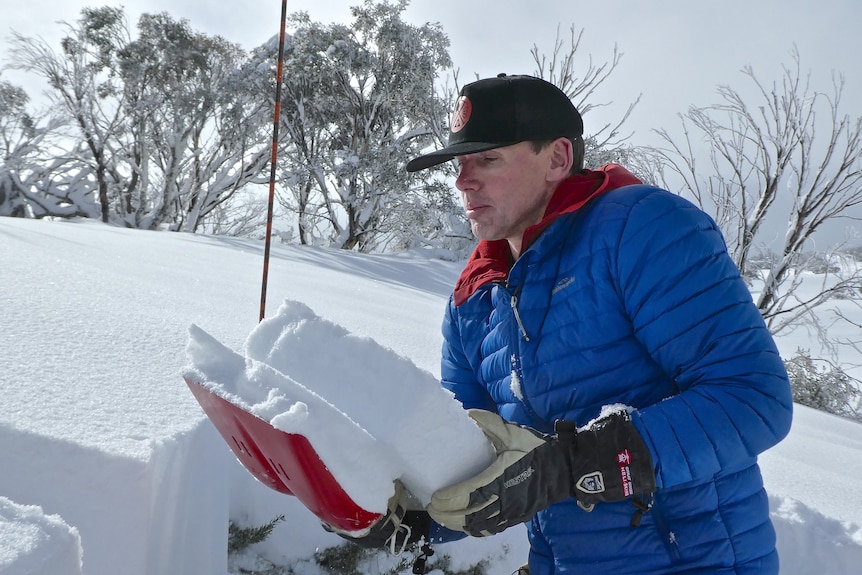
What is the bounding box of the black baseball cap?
[406,74,583,172]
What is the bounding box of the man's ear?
[547,138,573,183]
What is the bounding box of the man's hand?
[325,480,431,553]
[427,409,655,536]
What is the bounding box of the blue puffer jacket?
[440,165,793,574]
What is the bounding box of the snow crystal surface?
[0,497,82,575]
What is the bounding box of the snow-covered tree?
[116,12,271,231]
[650,48,862,338]
[8,6,131,222]
[0,77,99,219]
[7,7,272,231]
[271,0,455,252]
[785,349,861,421]
[0,79,37,217]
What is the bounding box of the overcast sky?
[5,0,861,143]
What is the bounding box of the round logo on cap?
[450,96,472,133]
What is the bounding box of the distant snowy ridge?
[184,300,496,513]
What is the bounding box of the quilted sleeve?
[616,189,793,489]
[440,294,497,412]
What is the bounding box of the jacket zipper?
[649,500,682,562]
[510,293,530,341]
[502,281,553,431]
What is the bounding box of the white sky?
[1,217,861,574]
[4,0,862,144]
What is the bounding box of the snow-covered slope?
[1,217,860,574]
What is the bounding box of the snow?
[0,497,82,575]
[1,216,861,574]
[183,301,495,513]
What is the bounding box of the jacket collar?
[452,164,642,306]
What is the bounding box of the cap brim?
[405,141,512,172]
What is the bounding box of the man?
[338,74,793,574]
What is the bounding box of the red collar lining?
[453,165,641,305]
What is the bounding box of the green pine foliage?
[228,534,492,575]
[313,544,371,575]
[228,514,285,554]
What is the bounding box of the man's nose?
[455,162,477,192]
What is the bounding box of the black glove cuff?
[565,412,656,505]
[401,510,432,546]
[331,509,432,553]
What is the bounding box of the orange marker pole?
[260,0,289,322]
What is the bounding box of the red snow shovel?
[185,375,382,532]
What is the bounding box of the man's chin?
[470,223,497,242]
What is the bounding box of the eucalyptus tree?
[272,0,454,252]
[0,79,37,217]
[8,7,272,231]
[0,78,98,219]
[116,12,272,231]
[8,6,131,222]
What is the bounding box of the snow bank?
[0,219,244,575]
[0,496,82,575]
[759,403,862,526]
[0,422,230,575]
[771,496,862,574]
[185,300,496,514]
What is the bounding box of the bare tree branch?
[651,47,862,345]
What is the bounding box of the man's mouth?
[465,204,488,217]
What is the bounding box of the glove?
[325,480,431,554]
[427,409,656,536]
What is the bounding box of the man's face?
[455,141,559,254]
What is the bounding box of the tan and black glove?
[427,409,656,536]
[325,480,431,554]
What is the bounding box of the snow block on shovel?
[185,375,382,532]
